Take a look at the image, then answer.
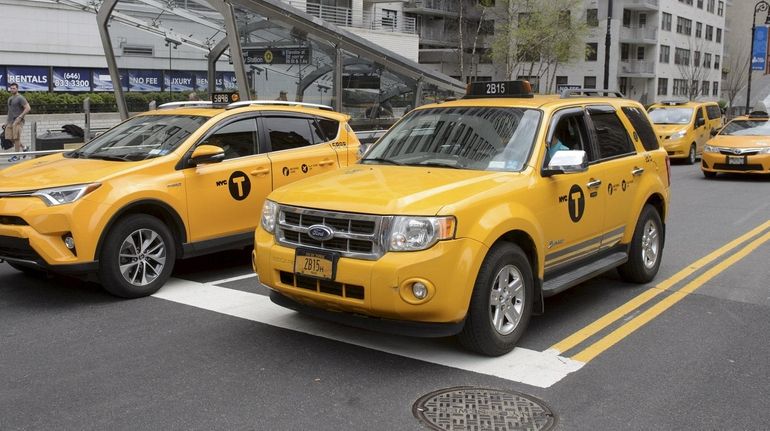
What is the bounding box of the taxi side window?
[705,105,722,120]
[264,116,316,151]
[695,108,705,127]
[588,107,635,159]
[547,115,590,161]
[621,106,659,151]
[200,118,258,160]
[316,118,340,141]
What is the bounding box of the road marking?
[207,273,257,285]
[152,278,584,388]
[572,230,770,363]
[549,220,770,355]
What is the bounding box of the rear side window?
[264,117,315,151]
[588,107,635,159]
[706,105,722,120]
[622,106,659,151]
[316,118,340,141]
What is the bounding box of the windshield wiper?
[361,158,403,166]
[87,154,129,162]
[405,161,463,169]
[67,150,87,159]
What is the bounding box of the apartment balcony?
[619,60,656,78]
[623,0,659,11]
[619,26,658,44]
[404,0,460,18]
[281,1,417,34]
[418,26,460,47]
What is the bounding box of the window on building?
[517,45,539,62]
[662,13,672,31]
[619,77,628,95]
[715,55,721,69]
[623,9,632,27]
[691,80,699,96]
[677,17,692,35]
[559,10,571,26]
[658,78,668,95]
[718,1,724,16]
[584,76,597,89]
[696,22,702,38]
[705,25,713,41]
[694,51,701,66]
[639,13,647,27]
[382,9,398,28]
[556,76,568,86]
[659,45,670,63]
[621,43,630,61]
[518,12,531,25]
[586,43,598,61]
[586,8,599,27]
[697,0,703,8]
[702,80,710,96]
[637,46,645,60]
[675,48,691,65]
[704,53,712,68]
[716,28,722,43]
[673,79,688,96]
[479,20,495,35]
[707,0,715,13]
[713,81,719,96]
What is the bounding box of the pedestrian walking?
[5,83,31,162]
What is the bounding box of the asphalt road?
[1,162,769,430]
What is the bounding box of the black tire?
[703,170,717,179]
[686,144,697,165]
[98,214,176,298]
[618,205,663,283]
[458,243,533,356]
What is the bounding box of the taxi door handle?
[632,167,645,176]
[250,167,270,176]
[318,159,336,167]
[586,179,602,189]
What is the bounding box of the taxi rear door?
[260,114,341,190]
[694,106,708,152]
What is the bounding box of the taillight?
[665,155,671,186]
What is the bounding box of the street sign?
[243,47,310,65]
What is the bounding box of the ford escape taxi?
[254,82,671,356]
[701,111,770,178]
[0,99,360,298]
[647,99,722,164]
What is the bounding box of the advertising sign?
[53,67,91,92]
[752,26,768,71]
[165,71,195,92]
[243,47,310,65]
[0,66,6,89]
[6,66,50,91]
[216,71,237,91]
[92,69,128,92]
[129,69,163,92]
[193,71,208,92]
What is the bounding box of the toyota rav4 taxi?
[254,82,670,356]
[701,111,770,178]
[0,98,360,298]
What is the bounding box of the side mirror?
[190,144,225,165]
[542,150,588,177]
[696,118,706,128]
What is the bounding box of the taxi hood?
[652,124,689,135]
[712,135,770,149]
[268,165,518,215]
[0,153,142,192]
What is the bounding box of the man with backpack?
[5,83,32,162]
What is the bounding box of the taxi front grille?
[279,271,365,300]
[0,236,40,261]
[719,150,759,156]
[276,205,387,260]
[0,216,28,226]
[712,163,765,171]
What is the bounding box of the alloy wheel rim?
[118,228,166,286]
[641,220,659,269]
[488,264,525,336]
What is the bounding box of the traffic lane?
[695,239,770,306]
[0,271,545,431]
[548,288,770,430]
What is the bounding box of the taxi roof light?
[463,80,534,99]
[659,98,689,106]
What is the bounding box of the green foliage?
[0,90,193,114]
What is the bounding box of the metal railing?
[620,26,658,42]
[624,0,660,8]
[406,0,460,14]
[281,1,417,34]
[619,61,655,75]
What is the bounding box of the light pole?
[746,0,770,115]
[164,37,181,96]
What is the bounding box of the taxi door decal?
[228,170,251,201]
[568,184,585,223]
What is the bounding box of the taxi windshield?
[66,115,208,161]
[362,107,541,171]
[720,119,770,136]
[648,107,694,125]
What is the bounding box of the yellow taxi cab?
[254,82,671,356]
[647,99,723,164]
[701,111,770,178]
[0,96,360,298]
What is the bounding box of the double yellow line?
[550,220,770,363]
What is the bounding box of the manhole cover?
[413,386,556,431]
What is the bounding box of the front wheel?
[458,243,533,357]
[618,205,663,283]
[686,144,697,165]
[99,214,176,298]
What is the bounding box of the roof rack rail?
[658,98,689,105]
[226,100,334,111]
[560,88,625,98]
[157,101,215,109]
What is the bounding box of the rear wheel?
[98,214,176,298]
[686,144,697,165]
[618,205,663,283]
[458,243,533,357]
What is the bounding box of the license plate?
[294,248,338,280]
[727,156,745,165]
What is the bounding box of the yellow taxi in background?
[0,97,360,298]
[701,111,770,178]
[647,99,723,164]
[254,82,670,356]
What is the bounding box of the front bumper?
[663,139,690,159]
[701,152,770,174]
[255,228,487,327]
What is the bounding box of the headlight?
[758,147,770,154]
[388,216,456,251]
[669,130,687,140]
[261,200,279,233]
[32,183,101,206]
[703,145,718,153]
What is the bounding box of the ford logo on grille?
[307,225,334,241]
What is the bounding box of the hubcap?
[641,220,659,269]
[118,228,166,286]
[488,264,525,336]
